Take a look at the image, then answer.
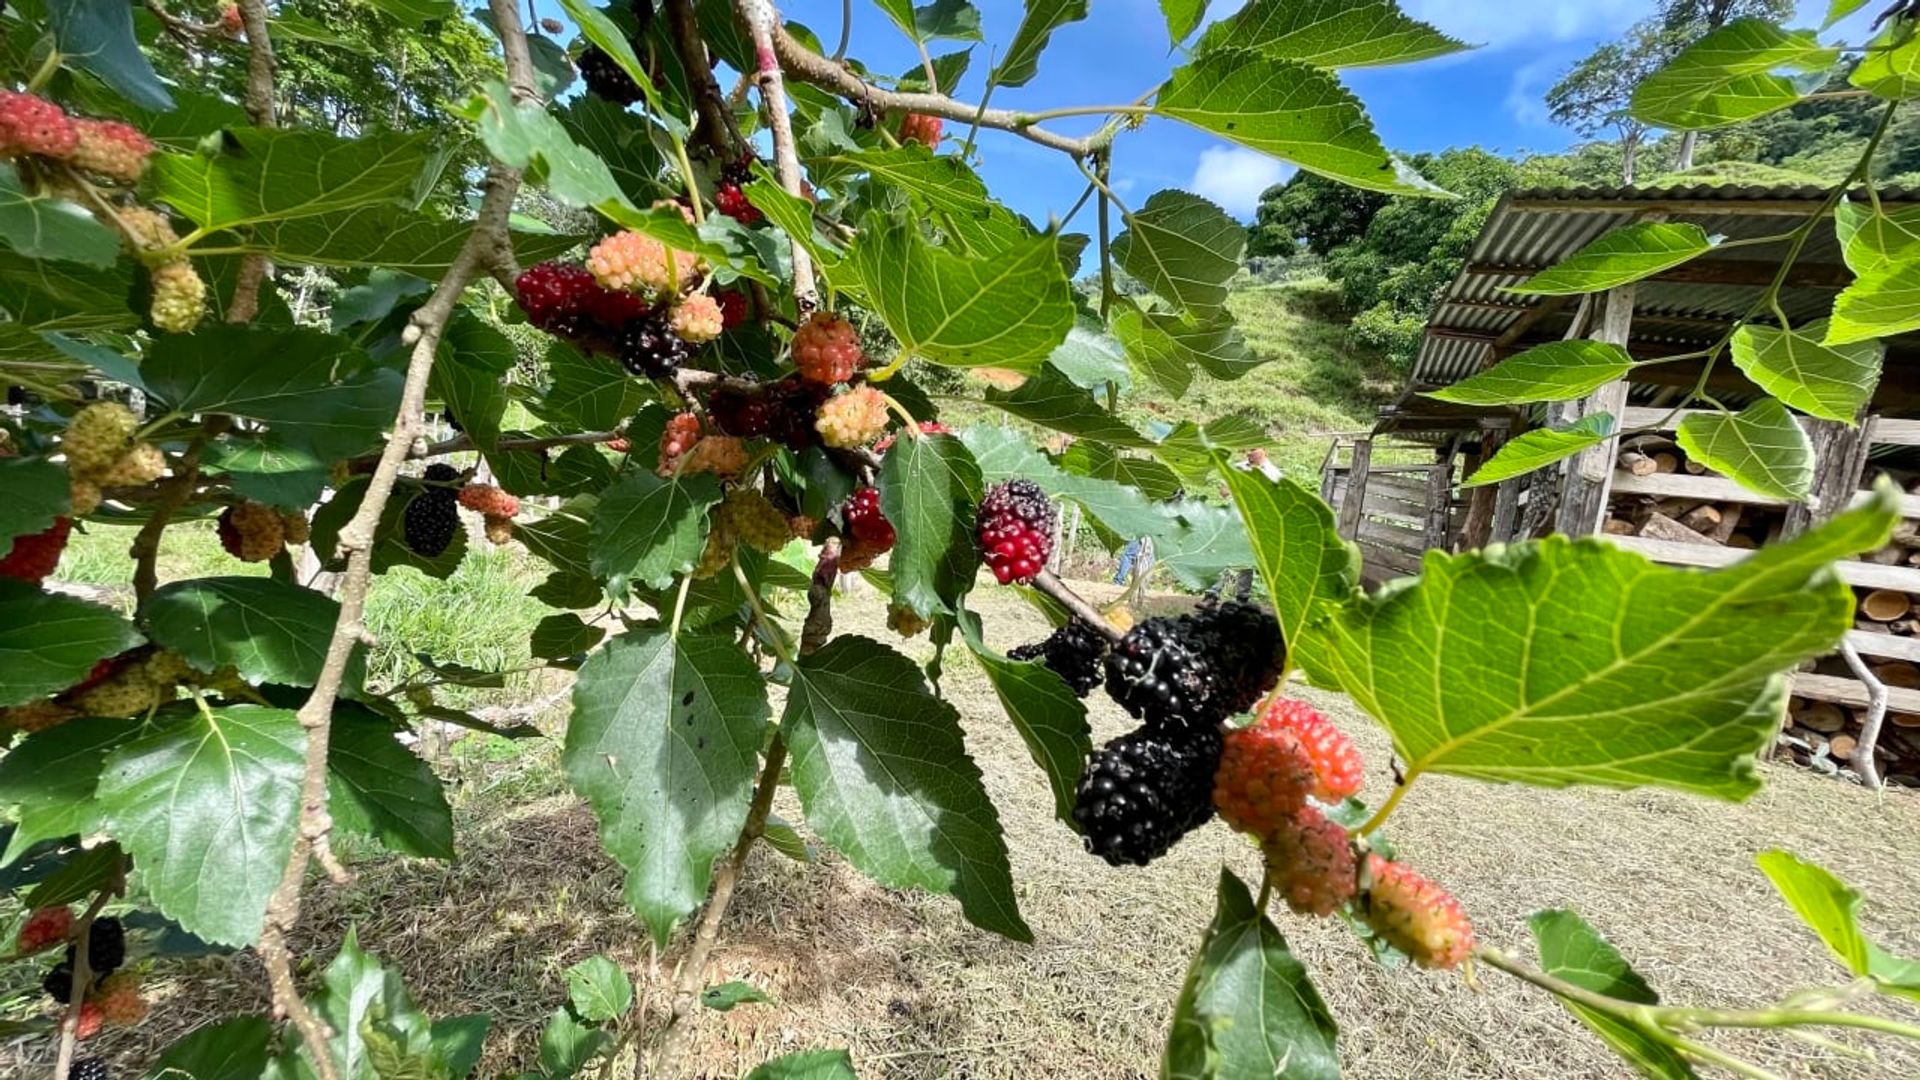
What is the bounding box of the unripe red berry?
[0,92,78,160]
[976,479,1055,585]
[1362,854,1475,969]
[792,313,864,385]
[899,113,943,148]
[0,517,72,583]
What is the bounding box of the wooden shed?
[1321,182,1920,787]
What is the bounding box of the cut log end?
[1860,588,1915,623]
[1794,700,1848,734]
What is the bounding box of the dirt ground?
[14,581,1920,1079]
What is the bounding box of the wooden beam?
[1870,417,1920,446]
[1844,629,1920,665]
[1601,534,1920,590]
[1785,409,1873,537]
[1441,299,1535,313]
[1462,259,1852,289]
[1490,295,1572,356]
[1791,672,1920,713]
[1425,463,1453,551]
[1337,437,1373,540]
[1491,474,1522,542]
[1555,284,1637,537]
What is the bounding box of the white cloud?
[1400,0,1651,50]
[1187,147,1293,219]
[1505,53,1572,129]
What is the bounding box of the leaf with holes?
[144,576,366,692]
[957,611,1091,827]
[1113,190,1247,315]
[1730,322,1881,423]
[97,705,304,945]
[1308,487,1895,799]
[590,471,725,594]
[784,635,1029,942]
[566,956,635,1022]
[1215,463,1359,676]
[1462,414,1617,489]
[1196,0,1468,68]
[0,166,120,267]
[1758,849,1920,1001]
[1162,869,1339,1080]
[1425,341,1633,406]
[1506,223,1714,296]
[849,214,1073,372]
[1630,19,1836,129]
[1529,910,1698,1079]
[565,630,769,946]
[0,582,143,707]
[1156,51,1442,196]
[1676,398,1813,501]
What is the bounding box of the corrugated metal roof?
[1407,183,1919,402]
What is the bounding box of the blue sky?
[783,0,1885,225]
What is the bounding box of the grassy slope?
[1116,279,1402,479]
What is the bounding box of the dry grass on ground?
[9,582,1920,1080]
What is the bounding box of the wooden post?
[1458,426,1508,550]
[1319,438,1341,505]
[1491,475,1522,542]
[1336,437,1374,539]
[1783,408,1873,537]
[1554,284,1638,537]
[1424,462,1453,551]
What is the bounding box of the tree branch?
[52,878,120,1080]
[250,2,539,1074]
[740,0,817,306]
[227,0,277,324]
[769,24,1105,158]
[1031,569,1123,643]
[800,536,839,655]
[665,0,739,160]
[130,418,227,605]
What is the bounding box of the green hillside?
[1115,278,1403,480]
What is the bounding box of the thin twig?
[1031,569,1122,642]
[768,23,1102,157]
[1838,640,1887,790]
[52,881,120,1080]
[665,0,740,159]
[225,0,277,323]
[800,536,840,655]
[131,419,225,606]
[250,2,539,1074]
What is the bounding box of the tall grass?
[361,543,551,703]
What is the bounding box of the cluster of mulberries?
[403,464,462,557]
[815,386,890,449]
[793,313,865,386]
[898,113,944,148]
[976,479,1055,585]
[458,484,519,545]
[578,45,647,106]
[838,487,894,572]
[1008,616,1108,697]
[37,915,145,1037]
[719,488,791,553]
[1071,594,1286,868]
[512,217,720,382]
[0,516,72,584]
[1,648,245,736]
[713,155,762,225]
[60,401,167,516]
[218,500,288,563]
[706,378,828,451]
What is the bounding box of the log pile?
[1605,442,1782,550]
[1608,442,1920,788]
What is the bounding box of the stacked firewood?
[1604,445,1784,549]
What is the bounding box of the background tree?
[1546,18,1679,184]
